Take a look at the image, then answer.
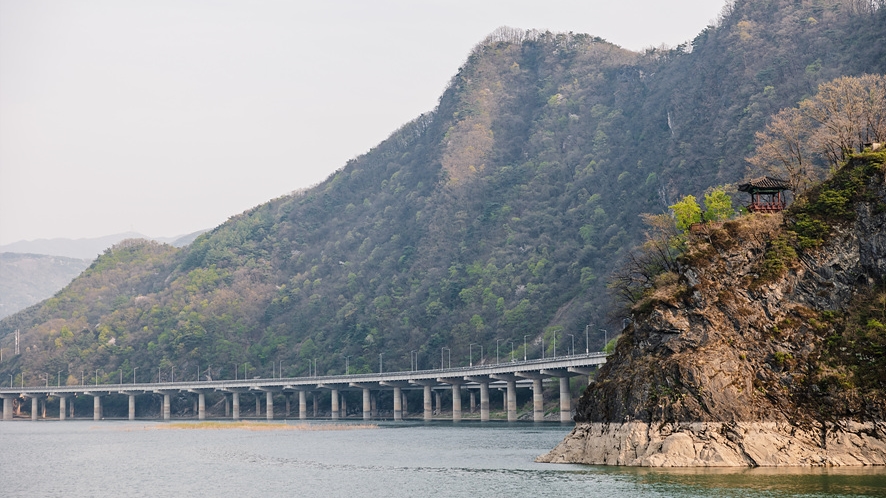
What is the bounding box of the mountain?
[539,152,886,466]
[0,253,92,320]
[0,230,208,260]
[0,0,884,386]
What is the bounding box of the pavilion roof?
[738,176,791,192]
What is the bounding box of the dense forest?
[1,0,884,385]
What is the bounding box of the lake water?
[1,420,884,497]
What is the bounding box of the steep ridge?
[0,0,884,386]
[538,154,886,466]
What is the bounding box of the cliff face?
[539,155,886,466]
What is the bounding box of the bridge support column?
[451,384,461,422]
[331,389,339,420]
[559,377,571,422]
[93,395,102,421]
[402,391,408,417]
[2,395,13,420]
[31,397,39,421]
[480,383,489,422]
[371,392,377,418]
[232,392,240,420]
[435,391,442,416]
[129,394,137,421]
[506,380,516,422]
[340,394,346,418]
[533,379,544,422]
[285,394,291,417]
[393,387,402,421]
[362,388,371,421]
[470,390,476,413]
[423,385,432,421]
[312,393,318,417]
[225,395,230,417]
[266,392,274,420]
[59,396,67,421]
[299,391,307,420]
[198,393,206,420]
[255,393,261,417]
[163,394,171,420]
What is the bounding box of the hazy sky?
[0,0,726,245]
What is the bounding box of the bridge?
[0,352,607,423]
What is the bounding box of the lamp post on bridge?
[568,334,575,356]
[411,350,417,371]
[496,339,502,364]
[441,347,450,369]
[133,367,138,384]
[95,369,101,385]
[523,335,530,361]
[344,355,351,375]
[600,329,608,351]
[585,325,590,354]
[379,353,383,373]
[57,371,61,387]
[469,344,478,367]
[508,340,514,362]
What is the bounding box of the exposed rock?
[541,157,886,466]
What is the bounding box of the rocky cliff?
[539,154,886,466]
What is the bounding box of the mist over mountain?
[0,253,92,320]
[0,230,207,260]
[1,0,883,384]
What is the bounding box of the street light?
[344,355,351,375]
[57,371,61,386]
[95,369,100,385]
[441,347,451,369]
[585,325,590,354]
[568,334,575,356]
[508,340,514,362]
[469,344,477,367]
[523,335,530,361]
[411,350,417,371]
[133,367,138,384]
[120,369,123,384]
[379,353,384,373]
[496,339,503,364]
[600,329,608,351]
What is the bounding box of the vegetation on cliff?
[576,152,886,428]
[0,0,884,386]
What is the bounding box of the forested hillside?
[1,0,884,384]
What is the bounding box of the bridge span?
[0,352,606,423]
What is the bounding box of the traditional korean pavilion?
[738,176,791,213]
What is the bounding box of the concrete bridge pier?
[92,394,102,421]
[559,377,571,422]
[58,395,68,421]
[225,395,230,417]
[233,392,240,420]
[423,385,432,420]
[266,391,274,420]
[340,393,346,418]
[285,393,291,417]
[199,393,206,420]
[330,389,339,420]
[393,387,402,421]
[298,390,307,420]
[435,391,442,416]
[362,388,371,420]
[469,390,476,413]
[492,374,518,421]
[129,394,136,420]
[371,392,377,418]
[2,394,15,420]
[31,396,39,421]
[312,393,318,417]
[453,384,463,422]
[255,393,261,418]
[533,379,544,421]
[480,383,490,421]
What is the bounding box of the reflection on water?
[0,420,883,497]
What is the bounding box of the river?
[1,420,884,497]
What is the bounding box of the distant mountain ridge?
[0,253,92,320]
[0,230,207,259]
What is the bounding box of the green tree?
[703,188,734,222]
[670,195,702,232]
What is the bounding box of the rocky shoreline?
[537,421,886,467]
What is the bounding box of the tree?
[703,187,734,222]
[669,195,702,232]
[748,74,886,192]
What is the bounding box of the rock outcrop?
[539,155,886,466]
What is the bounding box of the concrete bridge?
[0,352,606,423]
